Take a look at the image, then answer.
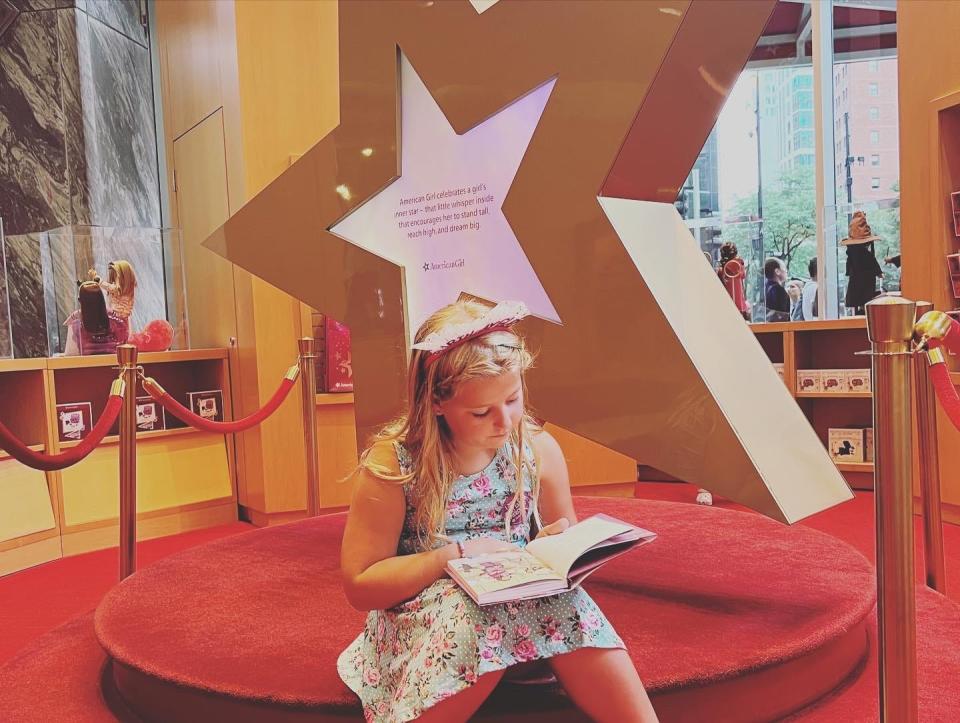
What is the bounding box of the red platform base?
[0,499,901,721]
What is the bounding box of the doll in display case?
[63,279,129,355]
[62,259,174,355]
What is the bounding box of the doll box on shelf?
[828,428,868,464]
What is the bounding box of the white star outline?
[330,52,561,344]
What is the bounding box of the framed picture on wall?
[187,390,223,422]
[56,402,93,442]
[948,253,960,300]
[951,191,960,237]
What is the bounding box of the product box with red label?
[324,317,353,393]
[796,370,822,393]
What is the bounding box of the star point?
[330,53,560,343]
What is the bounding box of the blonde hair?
[361,300,540,549]
[108,260,136,297]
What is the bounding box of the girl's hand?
[535,517,570,540]
[460,537,521,557]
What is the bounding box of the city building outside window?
[678,0,899,319]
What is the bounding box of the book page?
[447,549,565,597]
[525,515,635,578]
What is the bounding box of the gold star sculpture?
[204,0,852,523]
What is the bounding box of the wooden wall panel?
[898,2,960,507]
[0,460,55,544]
[155,0,223,141]
[544,423,637,488]
[60,434,232,528]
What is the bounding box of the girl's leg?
[548,647,659,723]
[414,669,505,723]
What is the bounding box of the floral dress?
[336,441,624,723]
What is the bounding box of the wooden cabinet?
[752,319,874,490]
[0,349,237,575]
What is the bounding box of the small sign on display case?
[56,402,93,442]
[188,390,223,422]
[135,396,166,432]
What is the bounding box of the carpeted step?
[81,499,875,722]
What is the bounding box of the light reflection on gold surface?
[204,0,853,523]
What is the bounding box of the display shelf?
[46,348,228,369]
[797,391,873,399]
[750,318,867,334]
[316,392,355,406]
[58,427,203,449]
[835,461,874,473]
[0,358,47,373]
[0,347,237,574]
[0,444,45,462]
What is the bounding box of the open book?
[446,514,656,606]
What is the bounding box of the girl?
[338,300,658,722]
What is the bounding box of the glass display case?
[1,225,188,358]
[0,218,12,359]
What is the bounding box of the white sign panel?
[331,54,560,343]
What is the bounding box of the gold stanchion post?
[865,296,918,722]
[912,302,947,593]
[299,338,320,517]
[117,344,138,581]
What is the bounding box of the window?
[871,177,881,189]
[871,154,880,166]
[869,107,880,121]
[869,60,879,72]
[869,83,879,96]
[870,131,880,145]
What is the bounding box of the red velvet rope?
[929,362,960,432]
[0,394,123,472]
[928,315,960,356]
[144,377,297,434]
[924,314,960,432]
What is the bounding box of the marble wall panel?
[4,232,50,357]
[82,14,160,229]
[57,8,90,225]
[83,0,144,46]
[0,223,12,357]
[0,8,69,235]
[9,1,59,10]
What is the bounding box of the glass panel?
[831,0,899,316]
[829,196,901,315]
[1,225,187,357]
[679,0,819,323]
[0,218,11,358]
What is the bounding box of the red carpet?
[2,490,959,721]
[1,498,876,722]
[0,522,252,665]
